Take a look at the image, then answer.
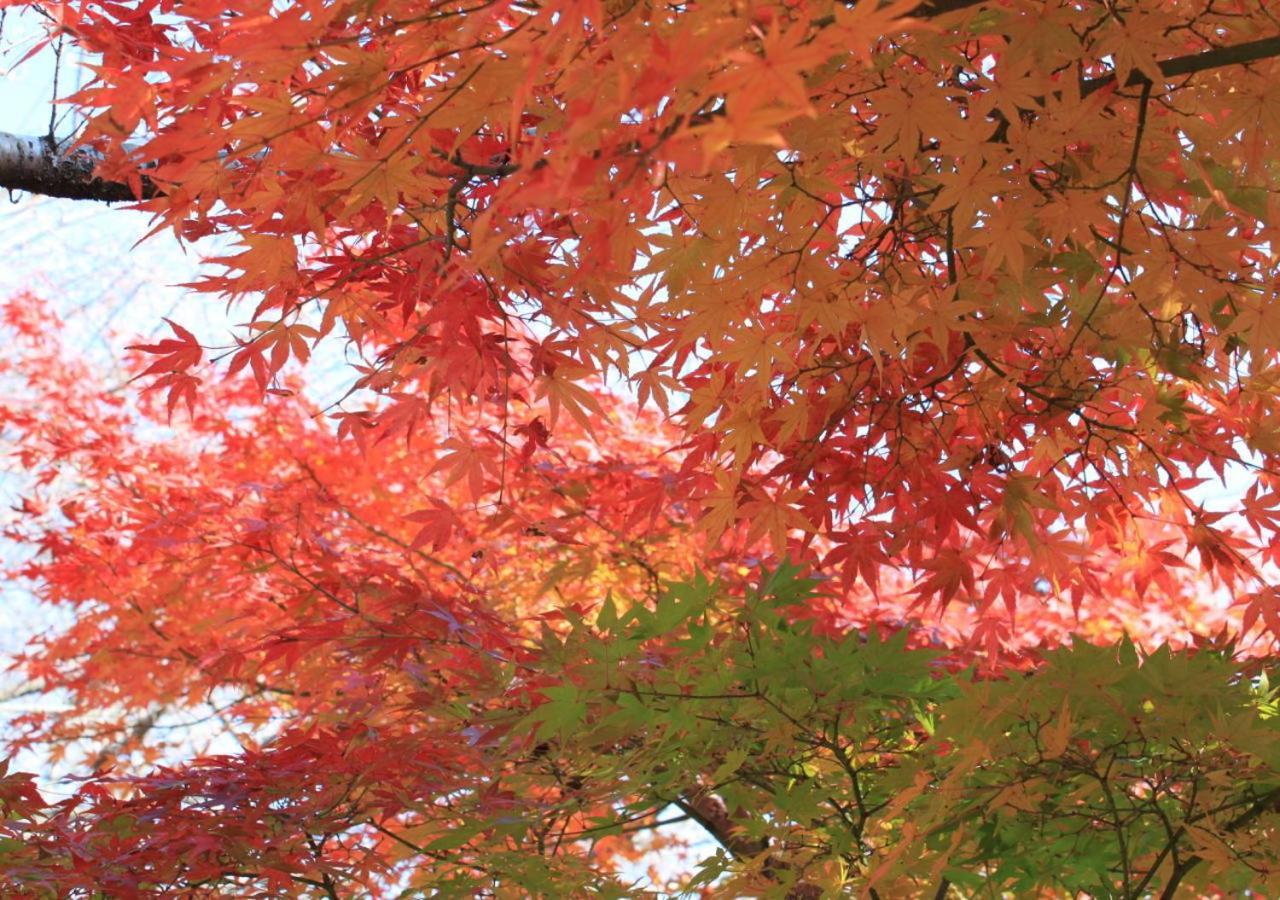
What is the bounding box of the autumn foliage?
[2,0,1280,895]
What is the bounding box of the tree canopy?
[1,0,1280,895]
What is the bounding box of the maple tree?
[2,0,1280,895]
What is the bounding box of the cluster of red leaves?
[0,293,764,891]
[0,295,1262,893]
[30,0,1280,639]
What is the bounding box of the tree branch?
[675,789,768,861]
[0,132,151,202]
[1082,34,1280,97]
[676,788,822,899]
[1157,786,1280,898]
[910,0,988,16]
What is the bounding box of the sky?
[0,10,257,787]
[0,13,198,653]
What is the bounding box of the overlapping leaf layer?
[2,0,1280,894]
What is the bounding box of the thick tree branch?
[910,0,988,15]
[676,788,821,899]
[1082,34,1280,96]
[675,788,768,861]
[818,0,988,28]
[0,132,151,202]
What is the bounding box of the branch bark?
[676,788,822,899]
[0,132,150,202]
[675,788,769,861]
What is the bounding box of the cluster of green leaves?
[460,567,1280,896]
